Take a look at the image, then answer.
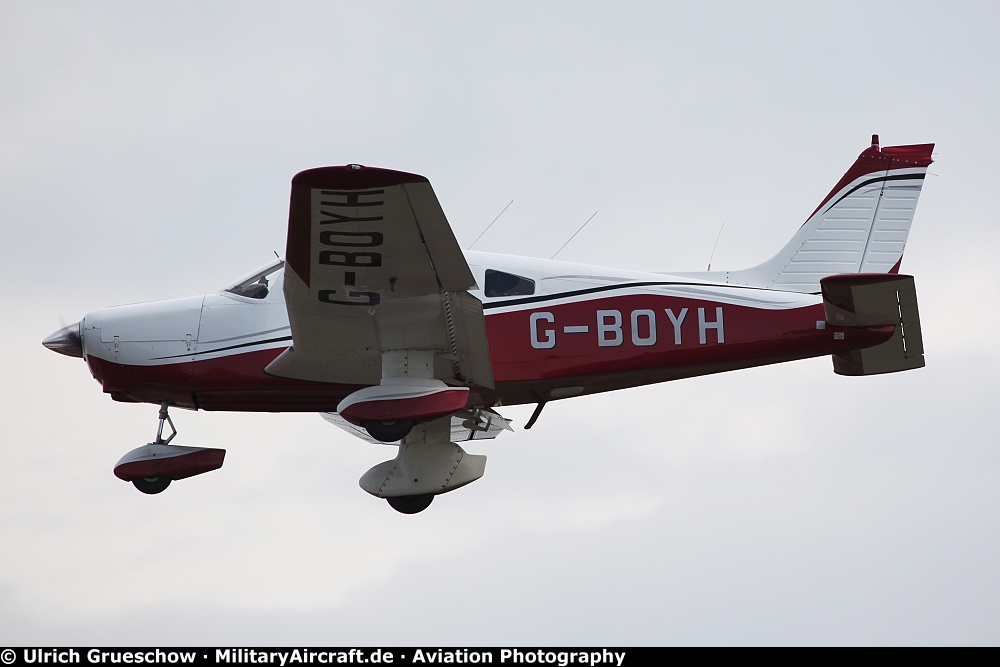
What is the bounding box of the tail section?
[728,136,934,293]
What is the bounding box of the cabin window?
[224,259,285,299]
[485,269,535,297]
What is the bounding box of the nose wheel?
[132,476,171,494]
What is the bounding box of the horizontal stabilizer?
[821,274,924,376]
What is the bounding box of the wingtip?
[291,165,429,189]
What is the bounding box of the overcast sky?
[2,0,999,646]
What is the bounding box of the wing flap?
[450,291,494,388]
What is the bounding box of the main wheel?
[386,494,434,514]
[132,477,171,494]
[362,420,416,442]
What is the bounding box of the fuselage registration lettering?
[315,189,384,307]
[530,307,725,349]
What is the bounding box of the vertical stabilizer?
[726,137,934,293]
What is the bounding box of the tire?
[386,494,434,514]
[362,420,416,442]
[132,477,171,495]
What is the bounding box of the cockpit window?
[224,259,285,299]
[485,269,535,297]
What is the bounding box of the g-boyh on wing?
[265,165,494,392]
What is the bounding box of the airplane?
[43,135,932,513]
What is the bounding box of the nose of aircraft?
[43,321,84,358]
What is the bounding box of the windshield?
[224,259,285,299]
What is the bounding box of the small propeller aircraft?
[43,136,932,513]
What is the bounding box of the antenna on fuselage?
[467,200,514,250]
[707,222,725,271]
[550,211,598,260]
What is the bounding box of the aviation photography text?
[9,650,629,667]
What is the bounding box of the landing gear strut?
[130,403,176,494]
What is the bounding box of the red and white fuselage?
[44,137,932,511]
[75,253,891,412]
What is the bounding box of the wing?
[265,165,494,389]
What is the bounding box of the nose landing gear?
[113,403,226,494]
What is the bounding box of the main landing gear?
[113,403,226,494]
[360,419,487,514]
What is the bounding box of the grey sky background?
[2,1,998,646]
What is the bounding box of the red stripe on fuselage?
[86,348,362,412]
[484,295,881,383]
[85,295,895,411]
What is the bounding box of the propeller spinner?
[42,321,84,358]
